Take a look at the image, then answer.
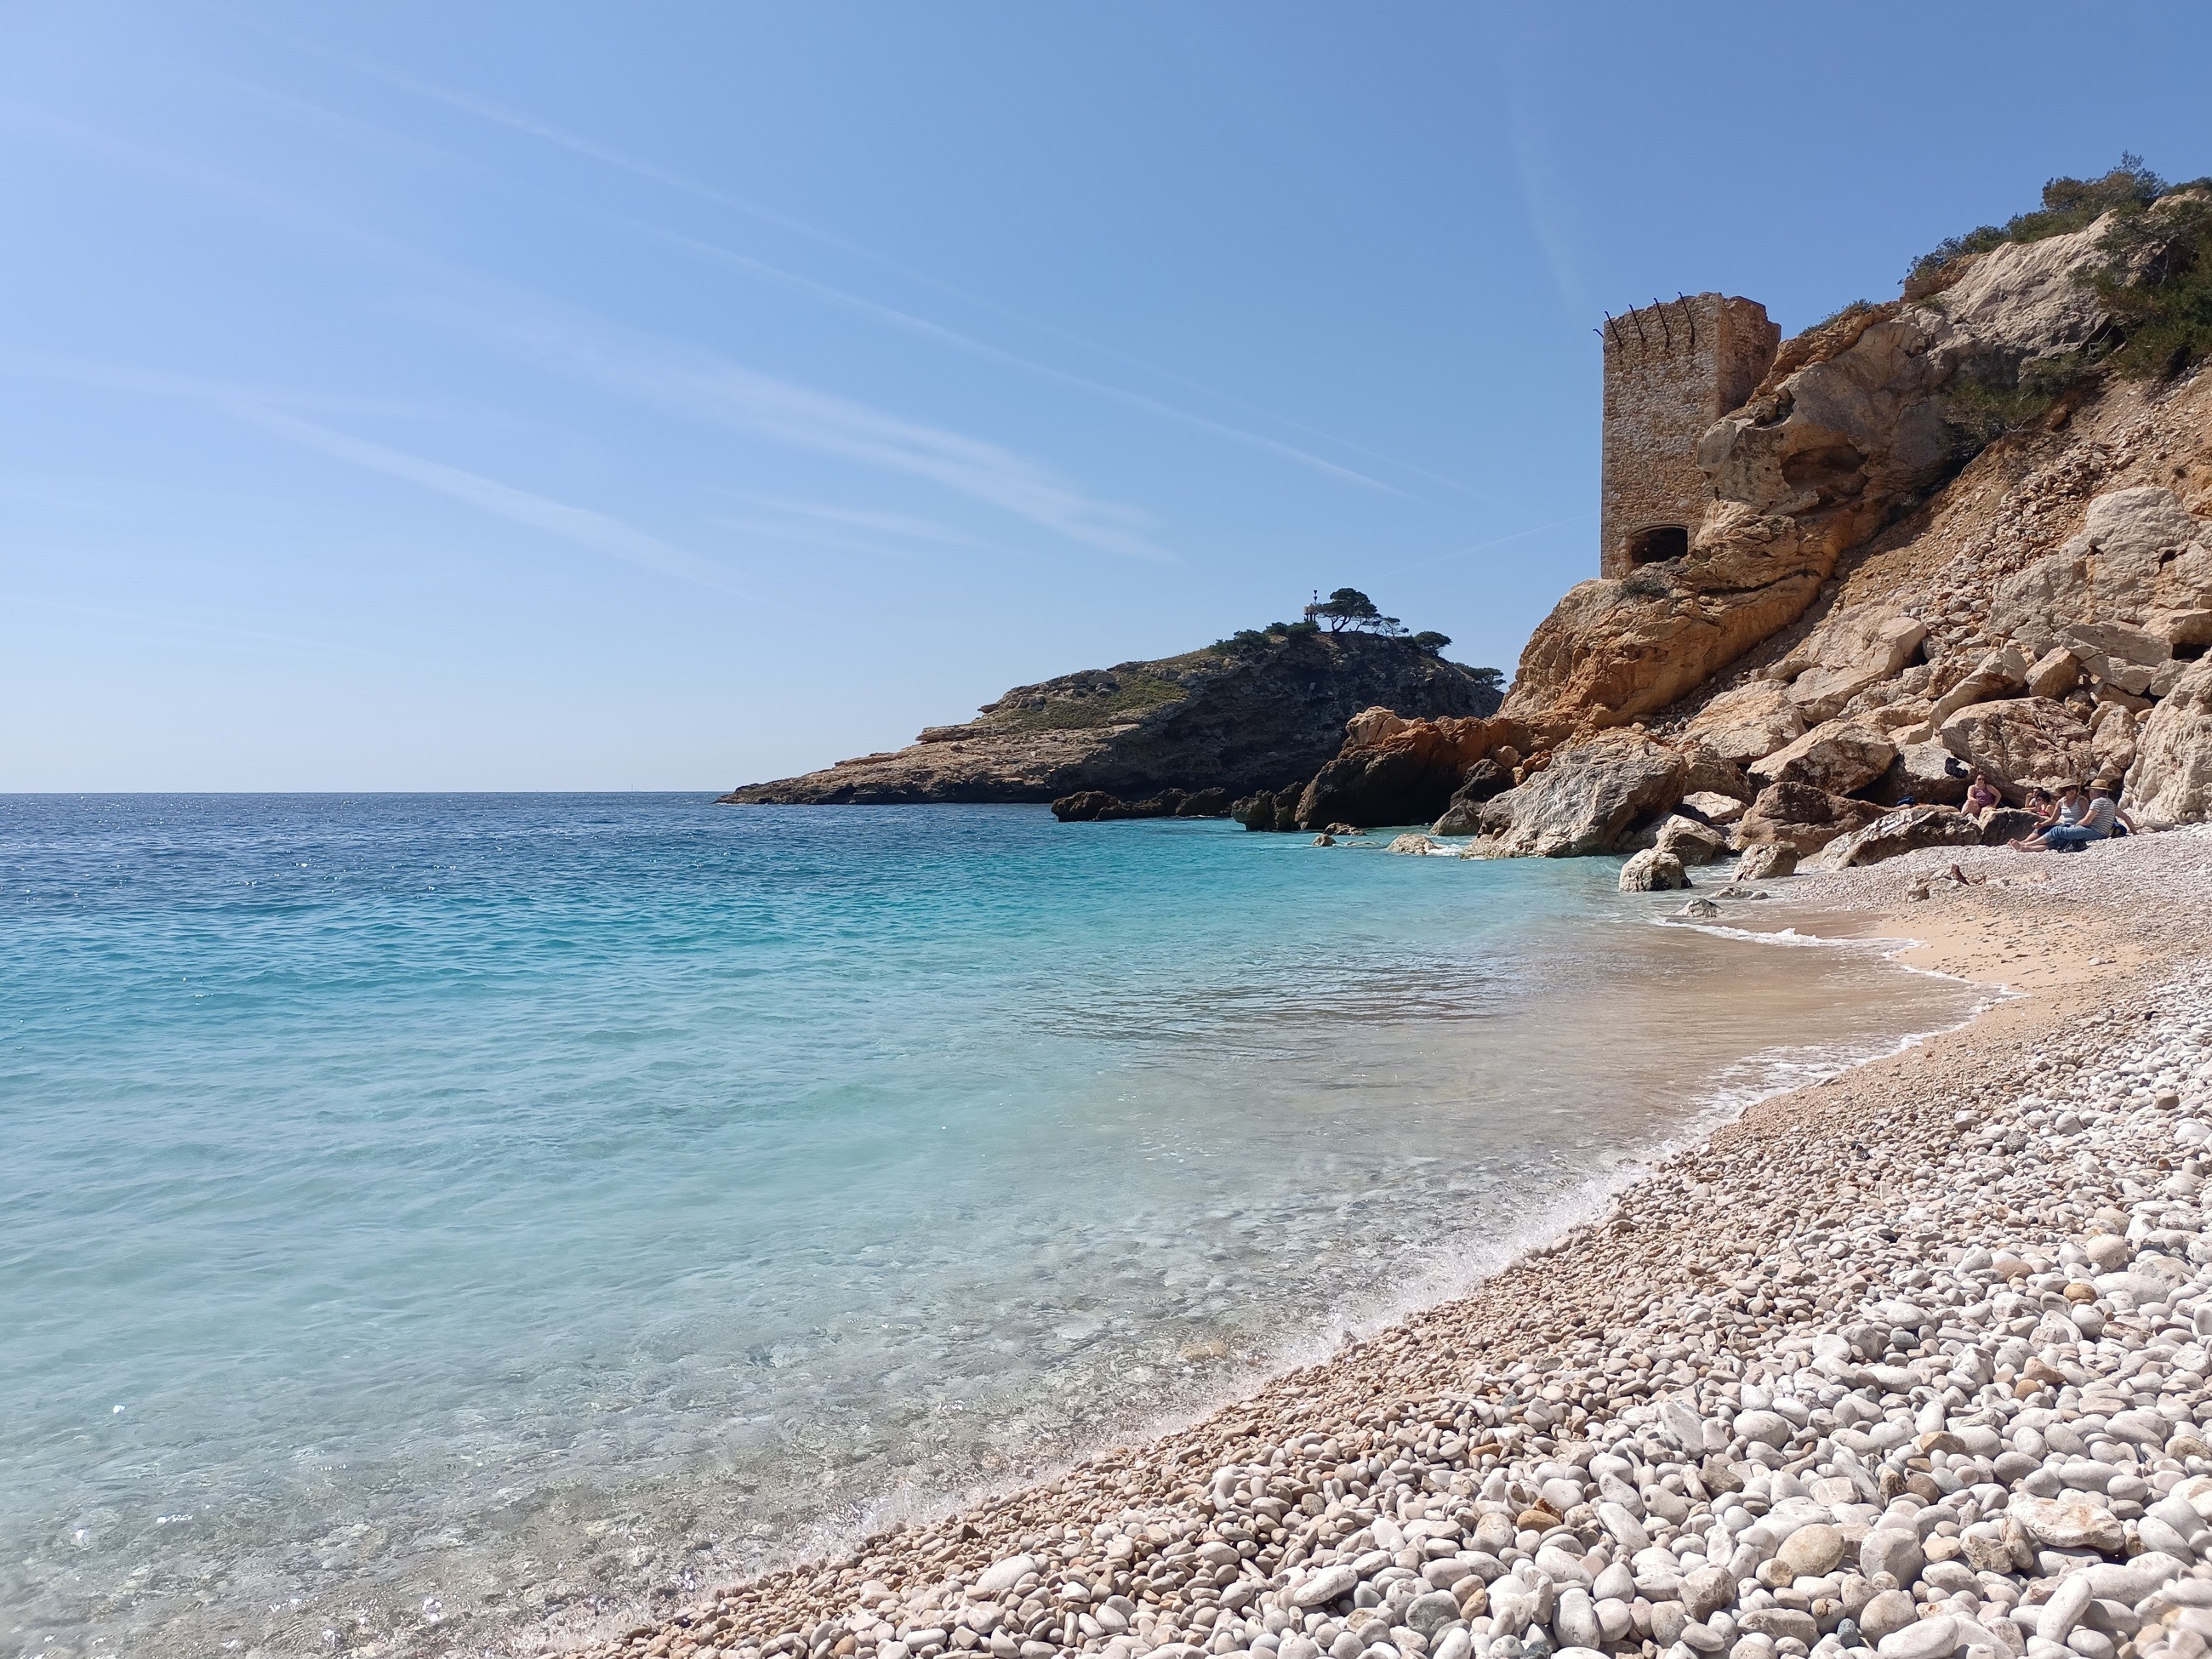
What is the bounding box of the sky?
[3,3,2210,790]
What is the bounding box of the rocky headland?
[1238,171,2212,858]
[720,634,1500,809]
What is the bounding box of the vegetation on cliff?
[1911,156,2212,429]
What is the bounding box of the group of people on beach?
[1960,770,2137,851]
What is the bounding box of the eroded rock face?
[1294,714,1503,831]
[1502,222,2127,735]
[1774,606,1930,723]
[1734,782,1885,855]
[1816,804,1985,869]
[1747,721,1898,796]
[1938,697,2101,800]
[1471,733,1687,858]
[1990,487,2212,660]
[1617,848,1690,892]
[2126,658,2212,829]
[1682,681,1809,768]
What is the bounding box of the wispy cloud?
[715,493,1041,561]
[429,295,1175,562]
[306,50,1497,502]
[1489,21,1589,327]
[1,99,1166,566]
[1380,510,1593,577]
[636,222,1400,494]
[229,404,800,609]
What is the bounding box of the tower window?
[1626,525,1689,566]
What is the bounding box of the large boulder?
[1925,644,2029,727]
[1871,740,1971,807]
[2090,702,2141,780]
[1775,606,1929,723]
[1747,721,1899,796]
[1655,814,1730,865]
[1938,697,2101,801]
[1472,733,1687,858]
[1293,713,1503,830]
[1735,781,1886,855]
[1733,842,1800,881]
[1978,807,2044,845]
[1619,848,1691,892]
[1817,804,1986,869]
[1232,790,1300,832]
[1429,757,1513,835]
[1683,681,1810,768]
[2126,658,2212,828]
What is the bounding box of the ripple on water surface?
[0,795,1980,1657]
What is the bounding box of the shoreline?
[567,826,2212,1659]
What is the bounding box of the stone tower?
[1599,294,1779,579]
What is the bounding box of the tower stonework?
[1599,294,1779,580]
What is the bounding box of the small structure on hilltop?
[1599,294,1780,579]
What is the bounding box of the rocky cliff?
[720,633,1502,806]
[1256,170,2212,859]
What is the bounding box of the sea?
[0,795,1984,1659]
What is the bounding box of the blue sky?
[4,3,2209,790]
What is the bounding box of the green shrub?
[2088,187,2212,379]
[988,673,1189,732]
[1906,156,2167,291]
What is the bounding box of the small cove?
[0,796,1983,1658]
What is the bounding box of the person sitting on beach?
[2015,782,2134,852]
[1964,771,2002,820]
[2010,784,2084,849]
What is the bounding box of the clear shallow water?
[0,795,1981,1659]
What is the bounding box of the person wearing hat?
[2015,780,2134,851]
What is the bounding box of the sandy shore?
[570,826,2212,1659]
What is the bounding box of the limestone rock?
[1294,714,1504,831]
[1619,848,1691,892]
[1735,781,1886,855]
[1778,607,1930,723]
[1472,733,1688,858]
[1747,721,1899,796]
[1978,807,2044,845]
[2007,1495,2126,1554]
[1682,681,1808,769]
[1879,740,1971,807]
[1990,487,2212,659]
[1385,834,1444,856]
[1679,790,1746,826]
[1656,814,1730,865]
[1938,697,2100,800]
[1051,788,1233,822]
[1732,843,1799,881]
[1429,758,1514,836]
[2025,647,2086,700]
[1926,645,2029,726]
[1233,791,1301,833]
[2126,658,2212,828]
[1818,805,1986,869]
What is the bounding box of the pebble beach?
[572,827,2212,1659]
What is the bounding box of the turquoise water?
[0,796,1979,1659]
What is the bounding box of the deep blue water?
[0,795,1979,1658]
